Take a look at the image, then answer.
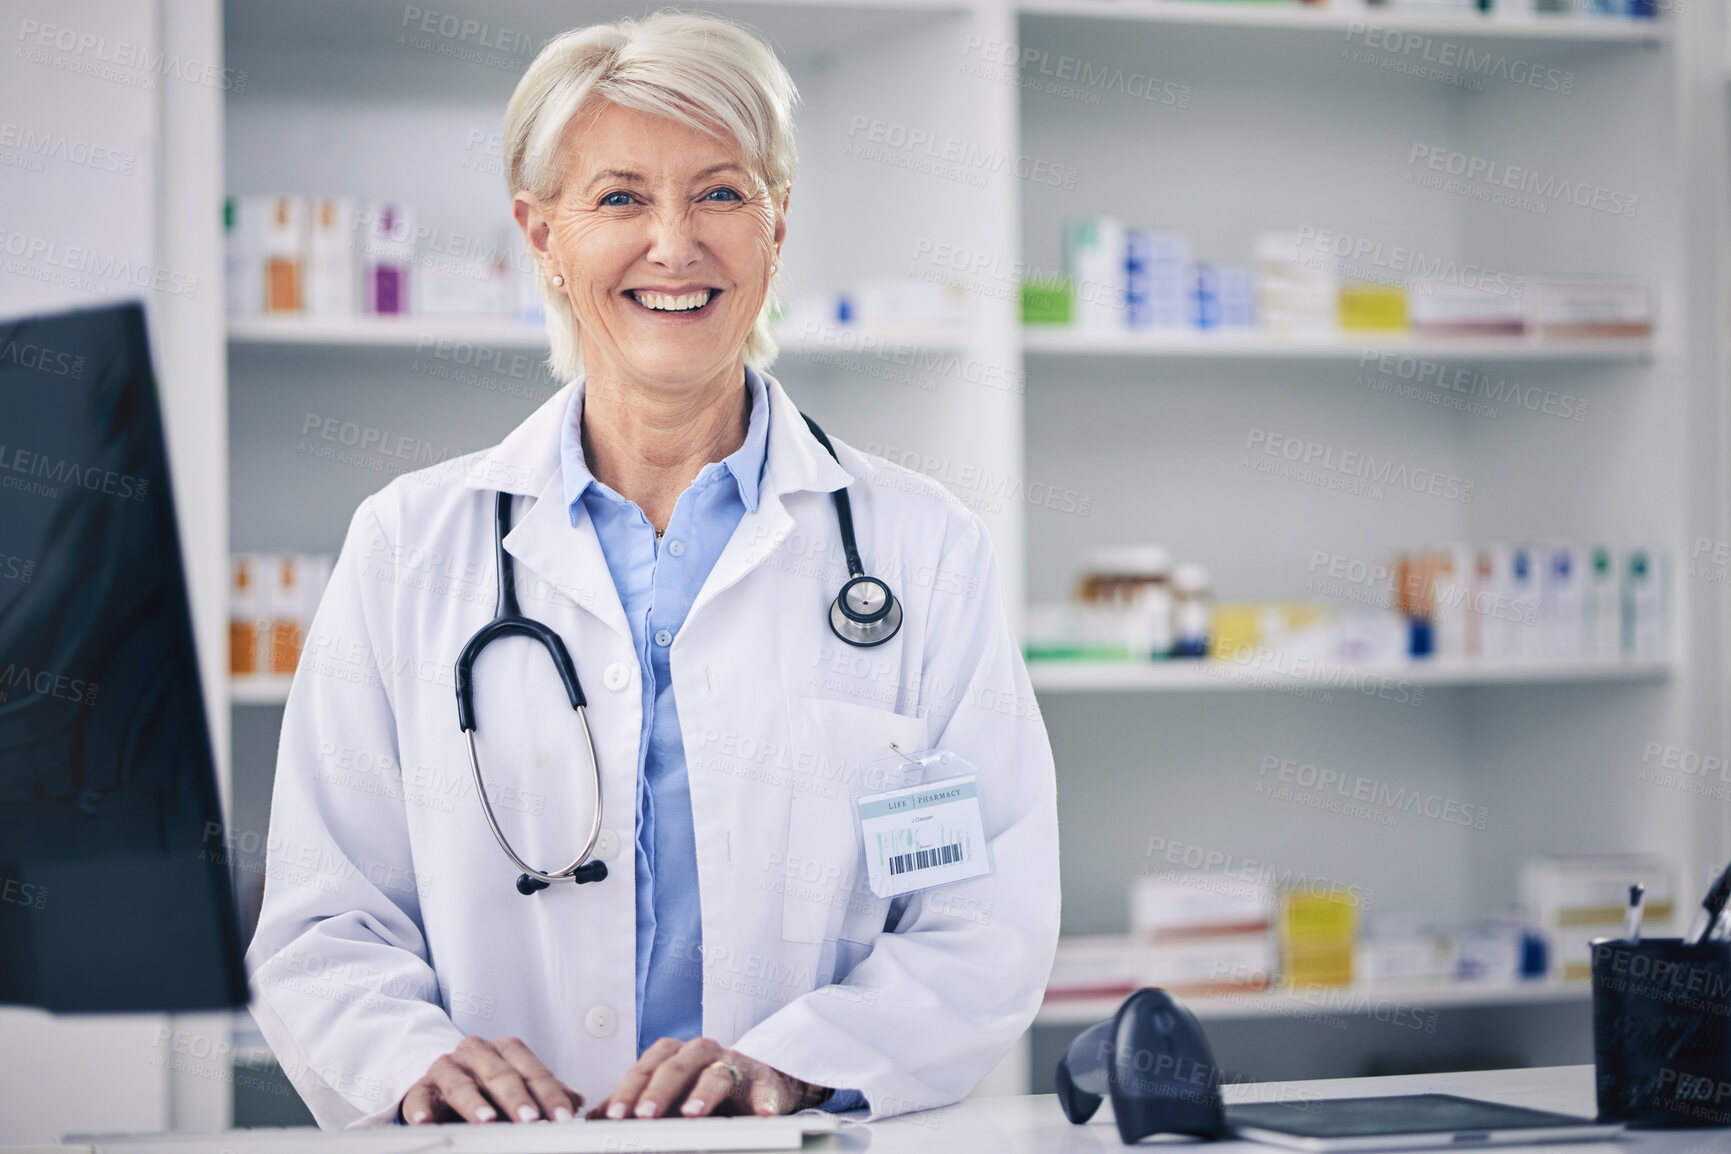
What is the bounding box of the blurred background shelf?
[229,676,294,706]
[776,323,974,358]
[228,316,548,348]
[1036,978,1590,1026]
[1018,0,1669,43]
[1026,657,1674,692]
[1020,328,1655,362]
[229,316,975,358]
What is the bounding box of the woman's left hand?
[588,1036,824,1119]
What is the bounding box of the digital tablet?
[1226,1093,1625,1152]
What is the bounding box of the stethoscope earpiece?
[516,861,607,895]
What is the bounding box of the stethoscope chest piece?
[830,575,902,647]
[800,413,903,651]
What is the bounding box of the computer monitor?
[0,300,247,1012]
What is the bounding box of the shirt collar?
[559,366,771,522]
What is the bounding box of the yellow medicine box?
[1338,283,1409,332]
[1280,888,1359,988]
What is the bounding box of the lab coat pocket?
[781,696,928,947]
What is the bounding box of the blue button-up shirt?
[559,370,863,1112]
[561,369,768,1054]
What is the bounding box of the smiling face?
[514,101,786,398]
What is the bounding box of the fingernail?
[410,1110,430,1125]
[476,1105,497,1123]
[607,1102,628,1120]
[517,1104,541,1123]
[554,1107,574,1122]
[636,1100,659,1118]
[682,1099,706,1116]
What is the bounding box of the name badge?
[856,754,991,898]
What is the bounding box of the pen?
[1684,861,1731,945]
[1624,884,1644,942]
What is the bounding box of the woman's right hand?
[400,1036,582,1124]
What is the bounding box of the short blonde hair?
[503,12,799,382]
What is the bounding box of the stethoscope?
[454,413,901,895]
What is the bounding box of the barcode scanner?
[1055,987,1229,1144]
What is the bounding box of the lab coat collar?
[464,368,851,500]
[760,366,852,498]
[464,368,851,639]
[686,371,853,622]
[465,381,573,498]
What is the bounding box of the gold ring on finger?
[707,1059,743,1091]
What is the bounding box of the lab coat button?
[585,1006,616,1038]
[603,662,631,691]
[593,829,620,861]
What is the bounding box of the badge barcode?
[889,843,963,876]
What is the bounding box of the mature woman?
[247,11,1058,1128]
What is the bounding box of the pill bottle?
[230,555,264,677]
[1171,563,1212,658]
[1076,546,1173,659]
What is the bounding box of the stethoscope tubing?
[463,706,604,885]
[457,413,898,891]
[457,490,605,888]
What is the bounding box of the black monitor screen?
[0,301,246,1012]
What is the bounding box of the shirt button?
[603,662,631,691]
[666,539,685,557]
[654,629,673,647]
[584,1006,616,1038]
[593,829,621,861]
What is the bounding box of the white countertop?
[8,1065,1679,1154]
[862,1065,1613,1154]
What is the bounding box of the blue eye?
[601,191,633,207]
[705,187,741,202]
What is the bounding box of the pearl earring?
[551,273,565,287]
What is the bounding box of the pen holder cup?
[1592,936,1731,1128]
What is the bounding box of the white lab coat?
[245,371,1060,1128]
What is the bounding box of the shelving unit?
[776,323,973,358]
[229,315,972,357]
[1017,0,1669,43]
[1026,656,1672,693]
[229,677,296,706]
[227,315,548,348]
[1008,0,1713,1092]
[233,316,1655,362]
[1022,328,1654,362]
[1038,978,1588,1026]
[200,0,1726,1112]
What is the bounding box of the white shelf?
[227,316,973,358]
[230,676,294,706]
[228,315,549,349]
[228,0,971,102]
[776,322,972,357]
[1018,0,1669,44]
[1026,656,1672,692]
[1036,979,1589,1026]
[1021,328,1655,362]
